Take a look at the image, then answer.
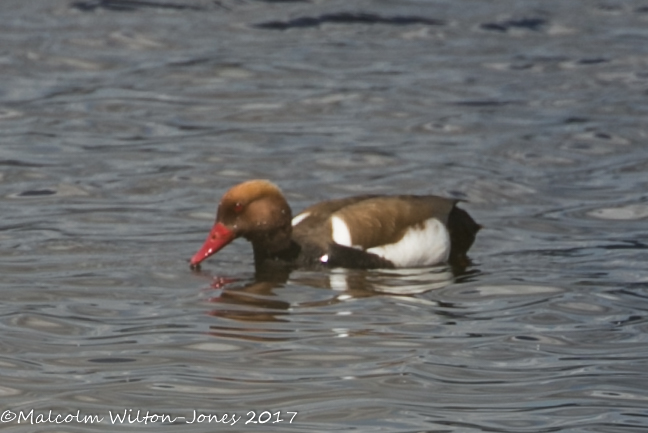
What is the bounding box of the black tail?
[447,205,480,266]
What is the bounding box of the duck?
[189,180,480,270]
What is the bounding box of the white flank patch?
[367,218,450,268]
[331,215,353,247]
[291,212,311,227]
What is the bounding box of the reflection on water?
[1,0,648,432]
[326,266,465,295]
[203,266,460,325]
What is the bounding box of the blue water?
[1,1,647,431]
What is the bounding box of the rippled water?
[2,1,648,431]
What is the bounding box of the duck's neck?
[247,225,297,265]
[254,239,300,262]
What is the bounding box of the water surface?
[1,1,648,431]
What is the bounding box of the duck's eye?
[233,202,244,214]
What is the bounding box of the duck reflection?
[200,260,478,328]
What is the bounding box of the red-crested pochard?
[190,180,480,270]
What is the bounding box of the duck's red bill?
[190,222,235,268]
